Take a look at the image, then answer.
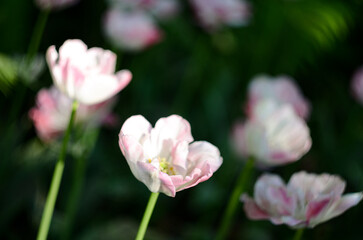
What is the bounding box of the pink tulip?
[189,0,251,31]
[29,86,116,142]
[118,115,223,197]
[104,10,163,51]
[232,100,311,166]
[351,66,363,105]
[247,75,310,120]
[46,39,132,105]
[35,0,79,10]
[242,171,363,228]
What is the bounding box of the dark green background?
[0,0,363,239]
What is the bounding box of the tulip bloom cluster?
[104,0,179,51]
[242,172,363,228]
[233,75,312,166]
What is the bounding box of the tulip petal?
[75,70,132,104]
[241,194,270,220]
[173,141,222,191]
[321,192,363,223]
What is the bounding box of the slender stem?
[61,154,87,240]
[216,157,254,240]
[61,129,100,240]
[135,192,160,240]
[36,101,78,240]
[292,229,304,240]
[26,10,49,64]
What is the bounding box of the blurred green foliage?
[1,0,363,239]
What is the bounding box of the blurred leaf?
[0,53,17,95]
[286,1,352,50]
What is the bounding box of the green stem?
[61,154,87,240]
[292,229,304,240]
[26,10,49,64]
[216,157,254,240]
[135,192,160,240]
[61,128,100,240]
[36,100,78,240]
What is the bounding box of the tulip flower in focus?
[351,66,363,106]
[232,100,311,166]
[189,0,251,31]
[247,75,310,120]
[242,171,363,228]
[35,0,79,10]
[104,10,163,51]
[29,86,116,142]
[119,115,223,197]
[46,39,132,105]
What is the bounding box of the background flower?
[242,171,363,228]
[351,66,363,106]
[46,39,132,104]
[189,0,251,31]
[29,86,116,142]
[103,10,162,51]
[233,100,311,166]
[247,74,311,120]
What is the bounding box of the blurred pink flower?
[35,0,79,10]
[46,39,132,105]
[351,66,363,105]
[232,100,311,166]
[109,0,179,19]
[29,86,116,142]
[104,10,163,51]
[118,115,223,197]
[242,171,363,228]
[190,0,251,31]
[247,75,310,119]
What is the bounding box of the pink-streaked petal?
[75,71,132,105]
[188,141,222,172]
[241,194,270,220]
[324,192,363,221]
[118,135,145,164]
[254,174,294,216]
[306,198,331,221]
[159,172,176,197]
[288,172,346,202]
[120,115,152,144]
[87,47,117,75]
[153,115,194,144]
[135,161,161,193]
[58,39,88,61]
[171,141,189,176]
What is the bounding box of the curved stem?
[216,157,254,240]
[293,229,304,240]
[36,101,78,240]
[26,10,49,64]
[61,154,87,240]
[135,192,160,240]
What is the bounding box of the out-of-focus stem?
[293,229,304,240]
[36,100,78,240]
[216,157,254,240]
[26,10,49,64]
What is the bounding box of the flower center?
[148,157,176,175]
